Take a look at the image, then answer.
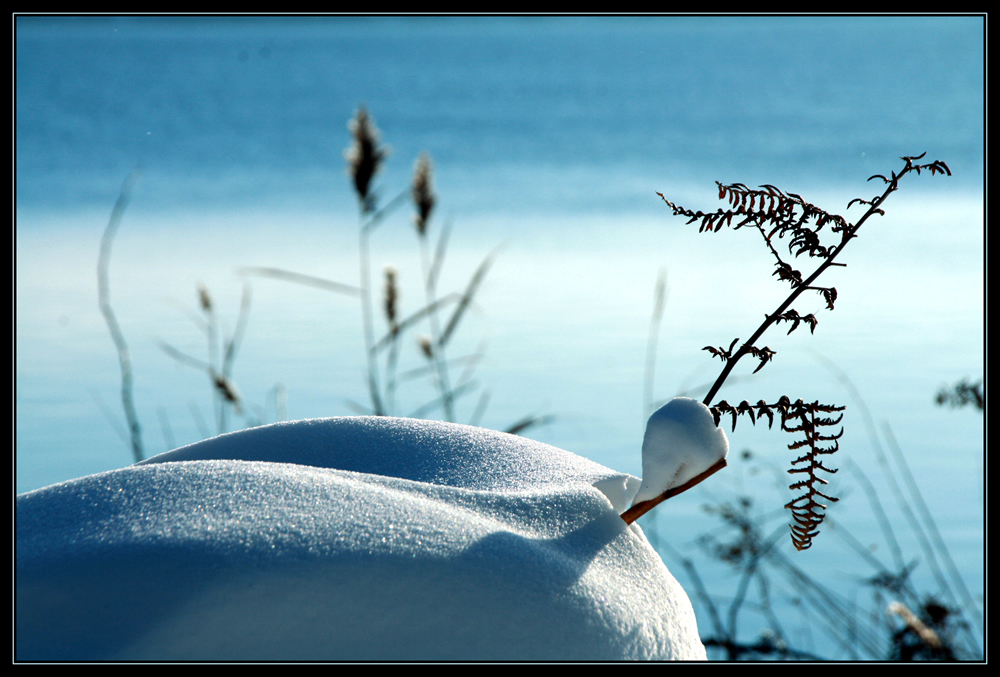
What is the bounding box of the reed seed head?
[345,106,388,212]
[418,334,434,359]
[412,152,436,236]
[213,373,242,413]
[197,283,213,313]
[384,266,398,327]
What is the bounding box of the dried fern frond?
[710,397,843,548]
[659,153,951,402]
[640,154,951,542]
[782,400,843,550]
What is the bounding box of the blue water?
[16,16,983,211]
[15,15,984,659]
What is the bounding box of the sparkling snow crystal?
[631,397,729,506]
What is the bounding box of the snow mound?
[16,417,706,661]
[632,398,729,505]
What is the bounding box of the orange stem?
[620,457,728,525]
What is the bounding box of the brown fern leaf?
[772,261,803,287]
[812,286,838,310]
[745,345,776,373]
[685,183,852,266]
[712,399,738,431]
[773,309,818,335]
[755,399,775,428]
[703,337,740,362]
[711,396,782,433]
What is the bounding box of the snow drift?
[16,416,706,661]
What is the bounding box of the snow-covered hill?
[16,416,706,661]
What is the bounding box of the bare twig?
[237,266,360,296]
[97,169,144,462]
[644,269,667,418]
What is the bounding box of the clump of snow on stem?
[632,397,729,505]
